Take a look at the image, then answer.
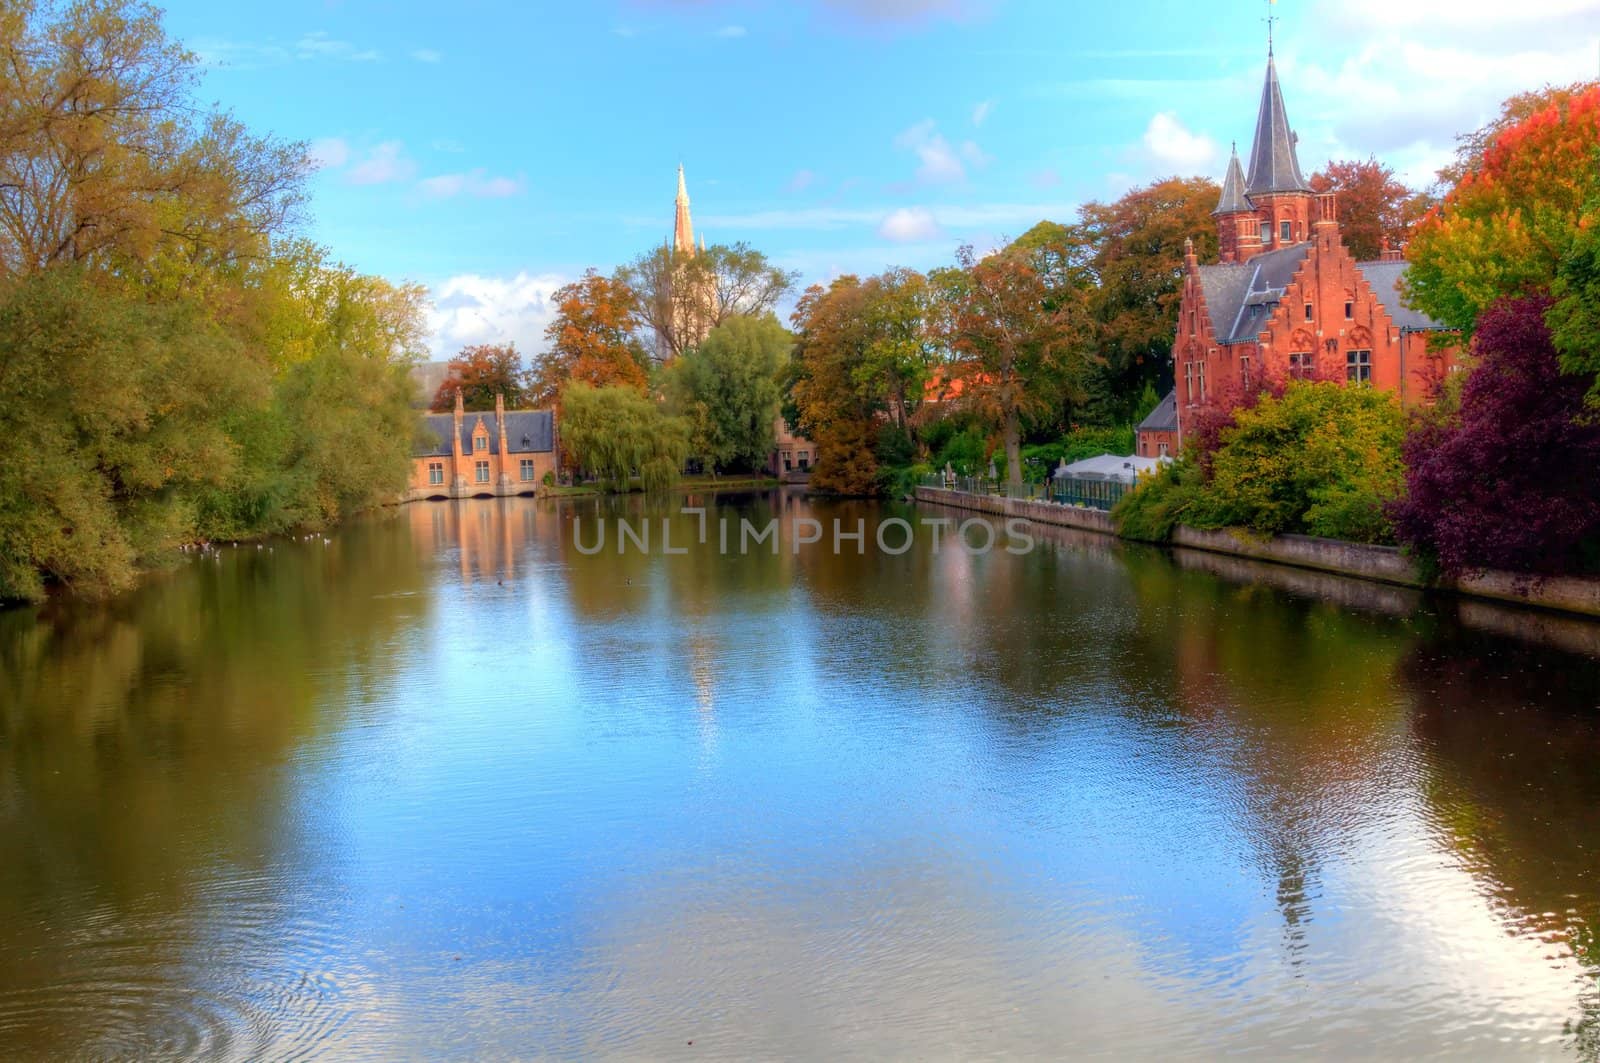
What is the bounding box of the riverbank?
[914,486,1600,619]
[544,475,782,498]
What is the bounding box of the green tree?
[660,314,789,473]
[1192,382,1405,542]
[560,382,689,494]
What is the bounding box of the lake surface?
[2,491,1598,1060]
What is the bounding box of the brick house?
[408,390,557,501]
[1138,49,1458,457]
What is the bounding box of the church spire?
[1244,52,1310,196]
[673,164,696,255]
[1215,142,1251,215]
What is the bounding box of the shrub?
[1112,459,1207,541]
[1190,381,1405,543]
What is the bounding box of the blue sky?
[165,0,1600,357]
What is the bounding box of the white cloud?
[427,272,570,358]
[959,139,992,168]
[347,141,416,185]
[818,0,991,29]
[410,48,443,63]
[1141,111,1220,172]
[715,24,748,37]
[418,170,527,199]
[699,202,1075,231]
[308,136,350,169]
[878,206,942,242]
[296,31,380,62]
[971,99,993,126]
[894,119,971,183]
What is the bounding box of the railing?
[921,473,1131,511]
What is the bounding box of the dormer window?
[474,434,487,452]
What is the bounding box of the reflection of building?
[770,417,814,480]
[408,390,556,501]
[1140,46,1460,457]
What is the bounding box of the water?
[1,492,1597,1060]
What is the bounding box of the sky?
[162,0,1600,358]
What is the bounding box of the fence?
[920,474,1130,511]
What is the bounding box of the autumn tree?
[431,343,526,412]
[933,244,1096,488]
[1436,81,1598,188]
[618,242,798,361]
[1390,296,1600,576]
[1310,157,1424,261]
[1406,86,1600,338]
[527,269,648,408]
[1068,177,1221,422]
[660,314,789,474]
[0,0,304,281]
[788,277,884,495]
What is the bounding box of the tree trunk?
[1004,408,1022,488]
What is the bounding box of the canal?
[1,492,1597,1059]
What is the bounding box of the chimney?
[1184,236,1197,270]
[1313,191,1338,229]
[1380,236,1405,262]
[495,392,509,455]
[452,387,464,458]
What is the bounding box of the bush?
[1112,459,1207,541]
[1391,295,1600,576]
[1189,382,1404,542]
[1113,381,1404,545]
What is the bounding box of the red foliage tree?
[1309,156,1425,261]
[1389,296,1600,577]
[430,343,526,412]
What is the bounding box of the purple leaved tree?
[1390,296,1600,577]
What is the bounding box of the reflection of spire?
[673,164,696,255]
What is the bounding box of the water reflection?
[0,493,1595,1059]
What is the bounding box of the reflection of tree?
[1399,631,1600,1056]
[0,516,426,1056]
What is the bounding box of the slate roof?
[1137,389,1179,434]
[1245,54,1312,196]
[1214,147,1251,215]
[1195,243,1312,345]
[415,410,555,458]
[1353,260,1449,331]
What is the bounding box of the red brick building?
[1139,50,1458,456]
[408,390,557,501]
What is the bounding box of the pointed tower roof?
[673,164,695,255]
[1244,53,1311,196]
[1215,143,1251,214]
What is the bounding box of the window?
[1346,349,1372,384]
[1184,362,1194,403]
[1344,301,1354,320]
[1280,220,1292,243]
[428,461,444,486]
[1197,361,1207,402]
[1158,442,1169,457]
[519,458,535,482]
[475,460,490,483]
[1240,354,1251,389]
[1289,352,1312,379]
[1304,303,1313,321]
[798,453,810,471]
[474,434,487,452]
